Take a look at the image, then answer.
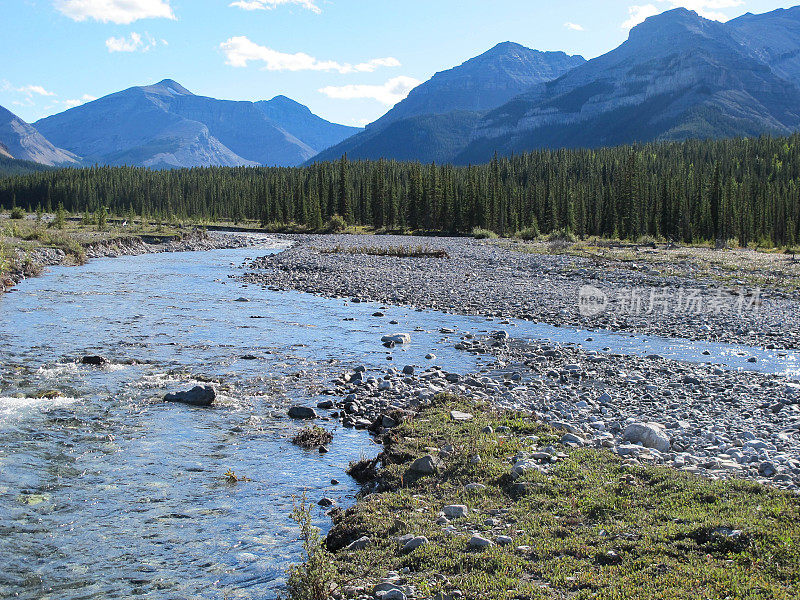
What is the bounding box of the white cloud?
[54,0,175,25]
[106,32,159,52]
[564,22,585,31]
[229,0,321,14]
[622,0,744,29]
[318,76,422,106]
[2,81,56,98]
[219,36,402,74]
[64,94,97,108]
[622,4,660,28]
[664,1,744,21]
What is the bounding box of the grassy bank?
[313,395,800,600]
[0,212,185,284]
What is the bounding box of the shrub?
[9,207,25,220]
[96,206,108,231]
[323,215,347,233]
[516,224,540,241]
[52,205,67,230]
[547,228,577,244]
[292,426,334,449]
[285,494,336,600]
[636,234,658,246]
[471,227,498,239]
[320,245,448,259]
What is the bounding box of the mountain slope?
[727,6,800,85]
[457,8,800,163]
[0,105,80,166]
[311,43,585,163]
[255,95,360,153]
[34,80,356,168]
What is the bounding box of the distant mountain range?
[31,80,360,169]
[312,43,586,163]
[456,7,800,163]
[3,5,800,171]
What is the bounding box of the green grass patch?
[322,395,800,600]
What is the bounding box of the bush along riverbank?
[295,395,800,600]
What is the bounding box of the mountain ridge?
[34,81,360,169]
[311,42,586,163]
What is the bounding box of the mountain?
[0,105,80,166]
[34,80,359,169]
[727,6,800,85]
[254,95,360,154]
[456,8,800,163]
[311,43,585,163]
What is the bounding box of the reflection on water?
[1,236,797,599]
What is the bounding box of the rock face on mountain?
[727,6,800,86]
[375,42,586,128]
[311,43,585,163]
[0,105,80,166]
[457,8,800,163]
[34,80,359,169]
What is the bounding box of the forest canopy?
[2,135,800,247]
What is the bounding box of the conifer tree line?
[2,135,800,246]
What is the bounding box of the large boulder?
[408,454,443,475]
[164,386,216,407]
[288,406,318,420]
[623,422,671,452]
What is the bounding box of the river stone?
[81,355,108,366]
[346,536,371,550]
[164,385,216,407]
[450,410,474,421]
[469,534,494,549]
[402,535,429,553]
[288,406,317,420]
[381,333,411,345]
[409,455,443,475]
[443,505,468,519]
[623,422,671,452]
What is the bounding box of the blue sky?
[2,0,798,126]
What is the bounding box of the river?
[1,236,797,600]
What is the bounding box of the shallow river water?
[1,236,798,600]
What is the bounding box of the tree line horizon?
[2,135,800,247]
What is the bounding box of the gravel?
[240,234,800,349]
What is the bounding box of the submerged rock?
[81,355,108,366]
[164,385,216,407]
[381,333,411,345]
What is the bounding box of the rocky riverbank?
[2,229,260,292]
[314,397,800,600]
[240,234,800,349]
[308,330,800,492]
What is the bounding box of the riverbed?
[2,235,799,600]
